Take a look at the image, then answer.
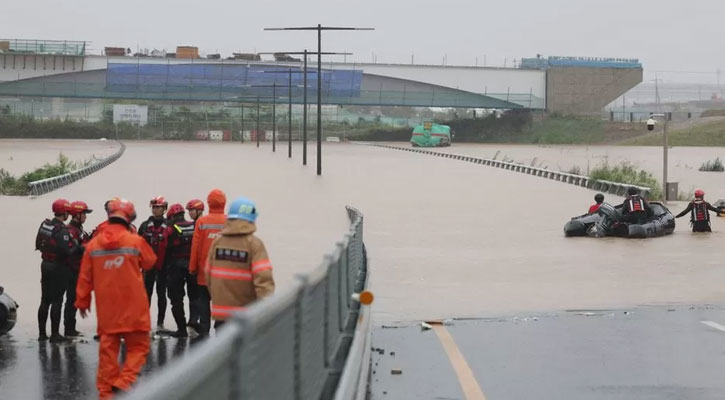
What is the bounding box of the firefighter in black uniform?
[139,196,169,330]
[185,199,204,335]
[35,199,81,342]
[676,189,722,232]
[621,187,652,224]
[163,204,197,337]
[64,201,92,337]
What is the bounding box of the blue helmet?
[227,197,258,223]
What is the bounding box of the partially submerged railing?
[125,206,371,400]
[28,141,125,196]
[365,143,651,198]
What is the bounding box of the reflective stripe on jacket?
[75,223,157,335]
[206,219,275,320]
[189,214,227,286]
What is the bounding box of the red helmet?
[150,196,168,209]
[166,203,185,219]
[69,201,93,215]
[108,199,137,224]
[695,189,705,198]
[186,199,205,211]
[52,199,71,214]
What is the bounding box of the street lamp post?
[288,69,292,158]
[234,94,277,145]
[649,113,669,202]
[256,96,260,148]
[261,66,322,158]
[303,50,308,165]
[264,25,373,175]
[272,83,276,152]
[260,51,344,165]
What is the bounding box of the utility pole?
[303,50,308,165]
[272,83,276,152]
[265,25,373,175]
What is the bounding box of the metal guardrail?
[125,206,370,400]
[28,141,126,196]
[364,143,651,199]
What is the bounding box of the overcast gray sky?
[5,0,723,84]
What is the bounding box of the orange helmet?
[52,199,71,214]
[150,196,168,209]
[186,199,205,211]
[695,189,705,198]
[104,197,120,213]
[69,201,93,215]
[166,203,185,219]
[108,199,137,224]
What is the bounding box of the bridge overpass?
[0,50,641,113]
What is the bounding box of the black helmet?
[627,187,639,196]
[594,193,604,203]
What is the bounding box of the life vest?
[625,196,645,213]
[167,220,195,260]
[35,219,66,262]
[691,201,710,222]
[141,218,168,253]
[67,222,89,270]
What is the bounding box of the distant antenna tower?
[717,68,723,98]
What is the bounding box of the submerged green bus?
[410,122,452,147]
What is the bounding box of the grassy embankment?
[0,153,94,195]
[622,119,725,146]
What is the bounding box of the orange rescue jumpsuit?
[75,222,157,399]
[189,189,226,335]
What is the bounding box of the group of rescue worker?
[35,189,275,398]
[588,187,722,232]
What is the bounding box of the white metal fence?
[124,206,370,400]
[365,143,651,198]
[28,141,126,196]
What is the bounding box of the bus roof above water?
[410,122,451,147]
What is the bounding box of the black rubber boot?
[49,333,70,343]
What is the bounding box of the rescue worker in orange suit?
[185,199,204,334]
[75,199,156,399]
[621,187,652,224]
[64,201,92,337]
[138,196,169,331]
[35,199,82,342]
[676,189,722,232]
[589,193,605,214]
[163,204,197,337]
[91,198,137,239]
[189,189,227,336]
[206,197,275,330]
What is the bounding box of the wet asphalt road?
[0,334,193,400]
[371,305,725,400]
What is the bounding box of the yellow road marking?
[432,324,487,400]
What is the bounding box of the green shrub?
[698,157,725,172]
[0,153,95,195]
[589,161,662,200]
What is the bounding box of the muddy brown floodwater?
[2,140,725,338]
[0,139,120,175]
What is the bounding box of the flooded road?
[0,139,119,175]
[2,140,725,398]
[427,142,725,200]
[3,140,725,327]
